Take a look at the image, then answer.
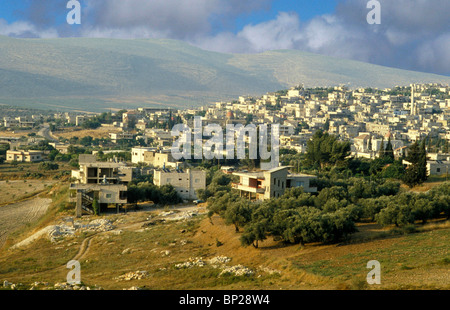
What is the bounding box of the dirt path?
[72,236,96,262]
[0,197,52,249]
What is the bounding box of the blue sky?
[0,0,339,31]
[0,0,449,76]
[231,1,338,31]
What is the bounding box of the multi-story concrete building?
[232,166,317,201]
[153,167,206,200]
[70,154,133,217]
[131,147,157,164]
[110,132,135,143]
[131,147,179,168]
[71,154,133,185]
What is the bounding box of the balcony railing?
[232,183,265,194]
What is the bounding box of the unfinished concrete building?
[69,154,133,217]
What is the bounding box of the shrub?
[38,162,59,171]
[92,198,100,215]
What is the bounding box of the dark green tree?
[305,130,351,170]
[378,138,385,158]
[384,136,394,161]
[418,140,428,183]
[224,200,252,232]
[403,140,428,188]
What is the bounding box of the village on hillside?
[1,83,449,215]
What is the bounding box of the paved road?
[37,123,58,142]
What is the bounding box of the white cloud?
[192,12,303,54]
[237,12,304,52]
[195,13,376,62]
[84,0,217,39]
[2,0,449,75]
[415,34,450,74]
[0,19,58,38]
[82,0,271,40]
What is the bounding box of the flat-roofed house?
[131,147,157,164]
[153,167,206,200]
[232,166,317,201]
[131,147,179,168]
[6,150,43,163]
[427,160,450,176]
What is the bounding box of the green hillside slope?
[0,36,448,112]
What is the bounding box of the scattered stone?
[52,282,101,290]
[12,218,118,248]
[159,211,177,217]
[115,271,148,281]
[174,255,237,274]
[175,257,207,269]
[208,256,231,266]
[219,265,254,277]
[31,281,49,287]
[157,210,199,222]
[161,250,171,257]
[48,225,76,242]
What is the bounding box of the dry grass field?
[0,180,56,206]
[0,162,73,181]
[0,130,33,138]
[0,161,448,291]
[53,126,123,140]
[0,194,448,290]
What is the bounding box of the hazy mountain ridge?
[0,36,449,112]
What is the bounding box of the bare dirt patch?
[0,180,55,205]
[0,197,52,249]
[53,126,122,140]
[0,130,33,137]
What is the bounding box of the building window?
[106,194,112,198]
[437,168,441,173]
[274,178,276,185]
